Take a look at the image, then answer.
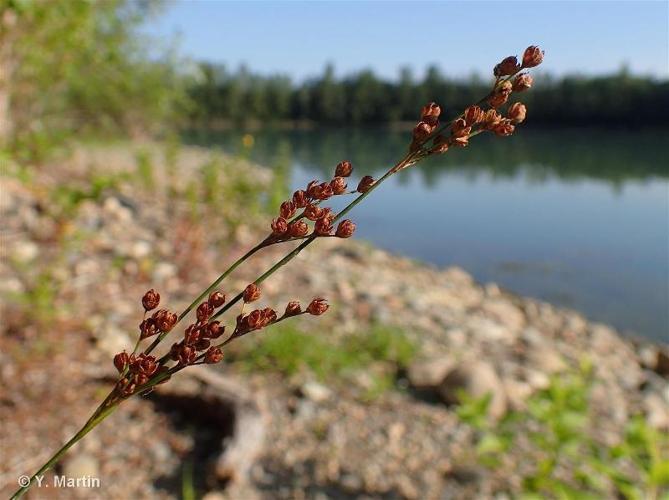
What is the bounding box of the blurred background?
[1,1,668,499]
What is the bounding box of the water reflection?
[183,128,669,341]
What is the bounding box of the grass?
[456,361,669,499]
[230,323,416,398]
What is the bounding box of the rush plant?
[11,45,544,499]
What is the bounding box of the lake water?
[185,128,669,342]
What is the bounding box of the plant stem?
[10,401,118,499]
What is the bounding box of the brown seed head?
[243,283,261,303]
[512,73,533,92]
[330,176,348,195]
[135,354,158,377]
[315,182,334,200]
[304,203,323,221]
[463,105,484,126]
[488,91,509,108]
[246,309,265,330]
[184,324,201,345]
[357,175,375,193]
[204,346,224,364]
[169,342,181,361]
[412,121,433,141]
[494,120,516,137]
[262,307,278,324]
[494,56,521,76]
[450,136,469,148]
[195,338,211,351]
[336,219,356,238]
[177,344,196,366]
[508,102,527,124]
[284,301,302,316]
[280,201,296,219]
[139,318,158,339]
[208,290,226,308]
[522,45,544,68]
[271,217,289,236]
[196,301,213,322]
[451,118,471,138]
[152,309,177,332]
[307,298,329,316]
[207,320,225,339]
[335,160,353,177]
[142,289,160,311]
[288,219,309,238]
[429,137,449,154]
[306,180,320,199]
[314,216,334,236]
[113,351,130,373]
[292,190,309,208]
[482,109,502,130]
[420,102,441,126]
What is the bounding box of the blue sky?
[150,1,668,80]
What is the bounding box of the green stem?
[10,401,118,499]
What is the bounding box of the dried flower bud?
[450,136,469,148]
[429,136,449,154]
[357,175,375,193]
[335,160,353,177]
[271,217,289,236]
[412,121,433,141]
[420,102,441,126]
[508,102,527,124]
[184,324,201,345]
[280,201,296,219]
[243,283,261,303]
[306,180,320,199]
[204,346,224,364]
[246,309,265,330]
[208,290,226,308]
[142,289,160,311]
[482,109,502,130]
[288,220,309,238]
[522,45,544,68]
[512,73,533,92]
[336,219,356,238]
[117,378,136,397]
[178,345,196,366]
[330,176,348,195]
[304,204,323,221]
[195,338,211,351]
[494,56,520,76]
[464,105,484,126]
[207,321,225,339]
[284,301,302,316]
[139,318,158,339]
[197,302,214,322]
[114,351,130,373]
[494,120,516,137]
[169,342,181,361]
[307,298,329,316]
[451,118,471,138]
[136,354,158,377]
[315,182,334,200]
[488,91,509,108]
[314,216,333,236]
[292,190,308,208]
[152,309,177,332]
[262,307,278,324]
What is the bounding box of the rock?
[643,393,669,429]
[480,299,526,333]
[526,345,567,374]
[64,453,99,479]
[656,350,669,377]
[407,357,454,390]
[12,240,39,262]
[96,325,131,356]
[301,381,332,403]
[439,361,507,419]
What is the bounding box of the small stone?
[439,361,507,419]
[407,357,454,389]
[644,393,669,429]
[12,241,39,262]
[301,381,332,403]
[655,350,669,377]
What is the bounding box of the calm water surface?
[185,128,669,342]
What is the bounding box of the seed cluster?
[109,44,543,402]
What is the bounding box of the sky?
[149,1,669,80]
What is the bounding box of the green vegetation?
[1,0,188,161]
[457,363,669,499]
[230,323,416,398]
[188,63,668,127]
